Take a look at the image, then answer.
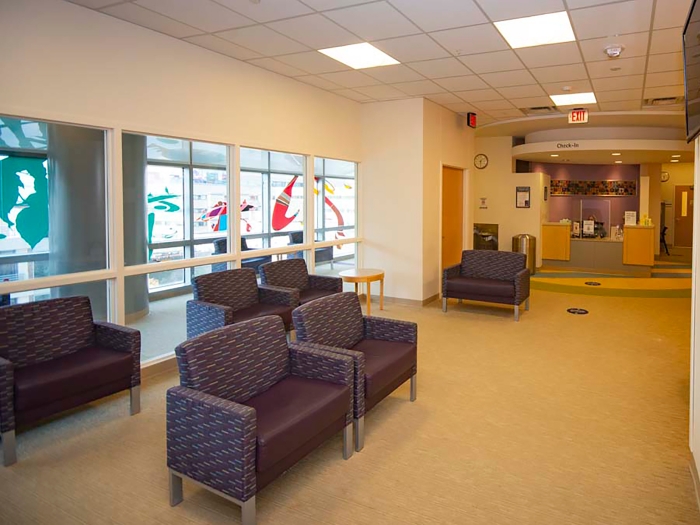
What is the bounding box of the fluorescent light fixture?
[319,43,399,69]
[494,11,575,49]
[671,159,680,163]
[672,154,681,158]
[551,154,559,157]
[550,92,597,106]
[612,153,621,156]
[615,160,622,164]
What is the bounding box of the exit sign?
[467,112,477,128]
[568,108,589,124]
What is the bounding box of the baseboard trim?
[358,293,439,308]
[142,354,177,380]
[690,453,700,515]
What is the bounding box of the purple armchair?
[0,296,141,466]
[442,250,530,321]
[186,268,298,339]
[167,316,354,525]
[259,258,342,305]
[292,292,417,452]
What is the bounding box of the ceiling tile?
[566,0,625,7]
[443,102,479,113]
[509,96,556,108]
[355,84,408,100]
[643,85,685,98]
[388,0,487,32]
[135,0,253,32]
[324,2,421,41]
[642,102,684,111]
[362,64,425,83]
[217,26,309,56]
[530,63,589,83]
[372,34,450,63]
[478,114,497,125]
[215,0,312,22]
[297,75,343,90]
[319,71,382,88]
[267,14,360,49]
[430,24,509,56]
[458,50,524,74]
[650,27,684,54]
[247,57,307,77]
[70,0,130,7]
[496,84,547,98]
[471,99,516,111]
[474,0,565,21]
[587,56,647,78]
[591,74,644,91]
[486,108,525,118]
[653,0,693,29]
[578,32,650,62]
[569,0,653,40]
[393,80,446,95]
[434,75,489,91]
[407,58,472,78]
[516,42,583,68]
[647,52,684,73]
[480,69,537,87]
[599,100,642,111]
[300,0,372,9]
[102,3,202,38]
[333,88,374,101]
[185,34,262,60]
[541,79,593,95]
[595,88,643,102]
[425,93,464,104]
[645,70,685,87]
[455,88,504,102]
[275,51,350,73]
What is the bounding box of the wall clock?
[661,171,670,183]
[474,154,488,170]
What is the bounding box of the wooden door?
[442,167,464,268]
[675,185,694,247]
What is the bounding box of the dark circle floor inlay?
[567,308,589,315]
[584,282,602,286]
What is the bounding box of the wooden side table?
[339,268,384,316]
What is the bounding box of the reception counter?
[542,223,655,276]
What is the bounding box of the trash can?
[512,234,536,275]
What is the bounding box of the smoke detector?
[604,45,624,58]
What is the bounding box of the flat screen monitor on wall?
[684,0,700,142]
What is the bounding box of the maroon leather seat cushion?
[233,303,293,330]
[14,345,133,412]
[299,288,336,305]
[244,376,350,472]
[446,277,514,298]
[351,339,417,400]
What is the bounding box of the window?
[240,147,305,251]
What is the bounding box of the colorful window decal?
[550,180,637,196]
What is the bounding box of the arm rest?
[186,300,234,339]
[94,321,141,387]
[258,284,299,307]
[289,344,354,425]
[363,316,417,344]
[289,341,366,420]
[442,264,461,296]
[0,356,14,434]
[514,268,530,305]
[308,274,343,293]
[166,386,257,502]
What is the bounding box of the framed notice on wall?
[516,186,530,208]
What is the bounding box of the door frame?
[674,183,695,248]
[438,163,470,298]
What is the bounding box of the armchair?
[187,268,298,339]
[0,296,141,466]
[167,315,354,525]
[442,250,530,321]
[292,292,417,452]
[259,258,342,305]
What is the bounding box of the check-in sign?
[568,108,588,124]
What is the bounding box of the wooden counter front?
[623,225,655,266]
[542,223,571,261]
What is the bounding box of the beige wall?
[0,0,361,160]
[661,162,695,246]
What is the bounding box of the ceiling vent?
[523,106,560,115]
[643,96,684,107]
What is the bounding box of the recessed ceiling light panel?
[672,154,681,158]
[494,12,575,49]
[612,153,621,156]
[615,160,622,164]
[318,43,399,69]
[550,92,597,106]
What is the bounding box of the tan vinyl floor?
[1,290,698,525]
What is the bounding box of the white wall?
[0,0,361,160]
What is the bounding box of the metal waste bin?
[512,234,536,275]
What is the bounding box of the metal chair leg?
[241,496,256,525]
[525,298,530,311]
[514,305,520,322]
[343,423,353,460]
[130,385,141,416]
[2,430,17,467]
[442,297,447,312]
[354,416,365,452]
[410,374,417,402]
[169,470,184,507]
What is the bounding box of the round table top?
[338,268,384,280]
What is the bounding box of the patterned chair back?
[175,316,290,403]
[259,259,309,291]
[288,231,303,245]
[0,296,95,367]
[213,238,226,255]
[460,250,526,281]
[292,292,364,349]
[192,268,259,312]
